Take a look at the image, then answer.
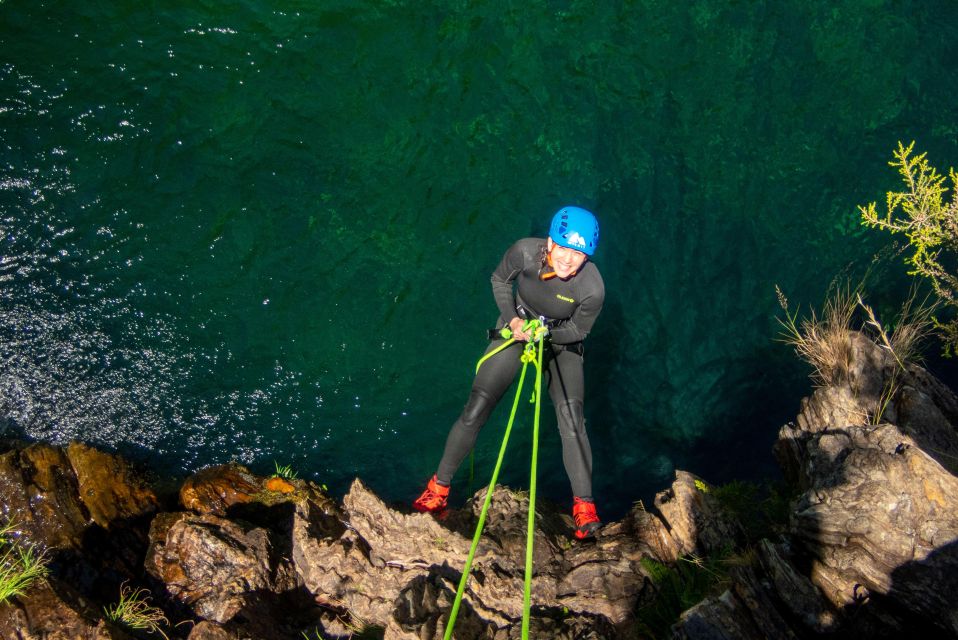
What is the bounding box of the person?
[413,206,605,540]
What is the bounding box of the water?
[2,1,957,518]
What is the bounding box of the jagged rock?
[775,331,958,637]
[653,470,744,557]
[752,540,836,634]
[670,539,837,640]
[788,423,958,634]
[179,463,262,516]
[293,478,667,639]
[144,510,300,625]
[0,578,132,639]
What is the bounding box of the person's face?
[547,238,588,279]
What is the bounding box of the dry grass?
[778,281,938,423]
[776,283,858,386]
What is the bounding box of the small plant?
[0,520,49,603]
[693,479,709,493]
[856,291,936,423]
[273,461,299,480]
[104,583,171,638]
[635,554,730,638]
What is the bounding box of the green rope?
[443,349,531,640]
[475,337,515,374]
[444,320,548,640]
[521,337,544,639]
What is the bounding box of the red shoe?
[573,497,601,540]
[413,475,450,513]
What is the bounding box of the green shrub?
[860,141,958,355]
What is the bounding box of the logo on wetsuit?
[556,294,575,304]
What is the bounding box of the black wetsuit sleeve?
[490,241,526,321]
[549,281,604,344]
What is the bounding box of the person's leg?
[435,340,522,483]
[414,340,522,512]
[547,346,600,538]
[547,348,592,499]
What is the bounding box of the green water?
[2,1,957,517]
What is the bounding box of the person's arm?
[490,240,526,322]
[549,282,604,344]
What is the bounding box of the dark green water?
[2,1,957,518]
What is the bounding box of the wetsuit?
[435,238,605,499]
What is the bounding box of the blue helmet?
[549,206,599,256]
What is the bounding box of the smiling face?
[547,238,588,279]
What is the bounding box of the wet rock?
[0,577,132,639]
[653,470,744,557]
[179,463,262,516]
[66,441,158,529]
[0,441,158,552]
[0,442,89,549]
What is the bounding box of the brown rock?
[187,620,241,640]
[653,470,744,557]
[179,463,261,516]
[776,331,958,637]
[145,511,299,625]
[0,442,89,549]
[66,441,158,528]
[145,511,267,622]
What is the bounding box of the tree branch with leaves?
[860,141,958,355]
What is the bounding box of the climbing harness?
[444,318,547,640]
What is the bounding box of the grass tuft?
[273,461,299,480]
[104,582,171,638]
[776,282,858,387]
[0,520,49,604]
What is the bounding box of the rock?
[188,620,243,640]
[0,441,156,552]
[144,511,299,625]
[0,442,89,549]
[0,578,132,639]
[179,463,262,516]
[66,441,158,529]
[670,539,837,640]
[775,331,958,637]
[653,471,744,557]
[293,478,666,639]
[788,423,958,635]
